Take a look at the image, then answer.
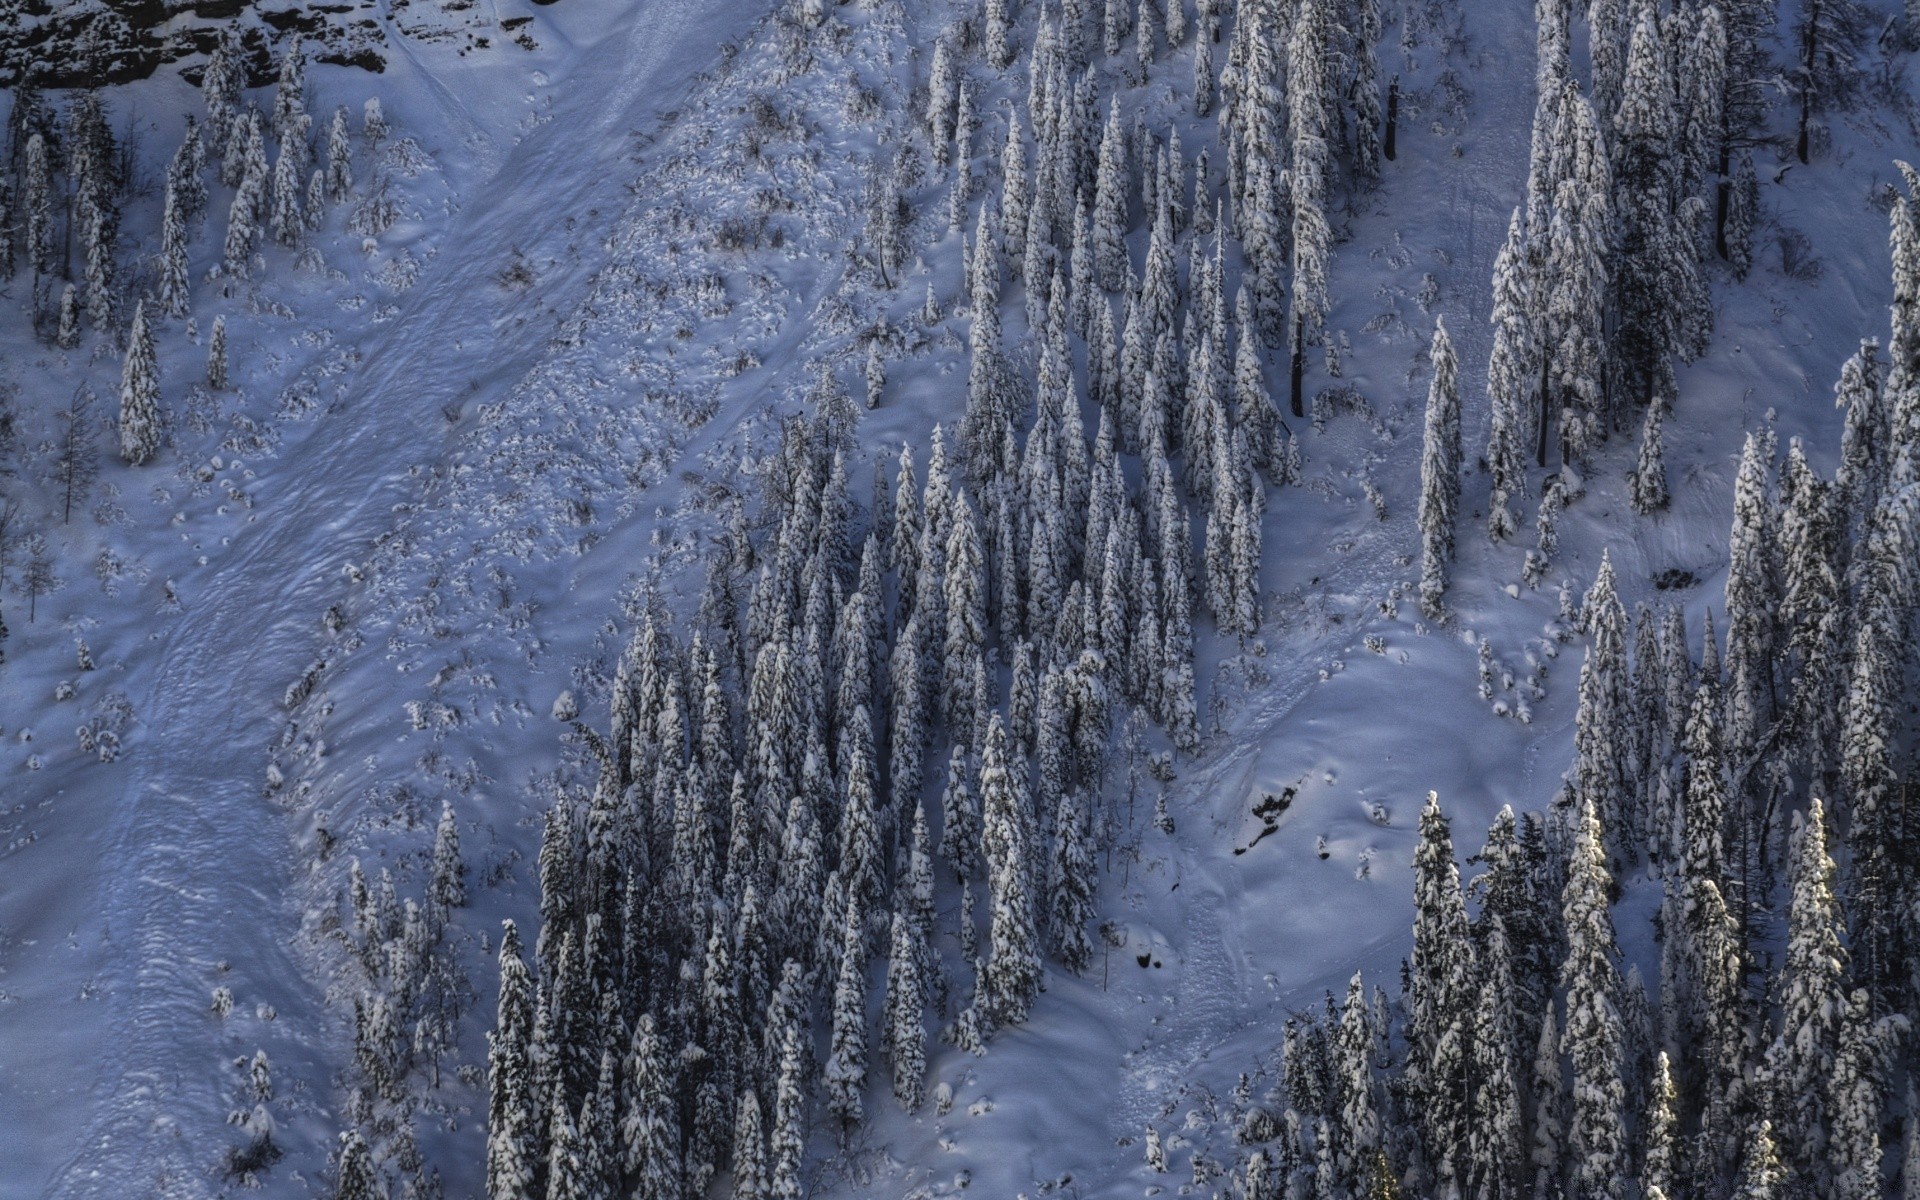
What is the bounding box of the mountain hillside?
[3,0,1919,1199]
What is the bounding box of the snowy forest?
[2,0,1920,1198]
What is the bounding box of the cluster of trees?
[1,33,382,472]
[1217,169,1920,1194]
[1465,0,1762,568]
[336,800,472,1200]
[468,0,1424,1192]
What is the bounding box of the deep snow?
[0,0,1913,1198]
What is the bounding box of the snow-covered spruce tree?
[1841,486,1920,996]
[1417,317,1461,617]
[119,301,162,466]
[208,315,230,390]
[1827,988,1901,1200]
[1612,8,1695,411]
[1543,86,1612,469]
[486,922,537,1200]
[223,128,268,276]
[159,178,191,319]
[1738,1119,1786,1200]
[733,1090,769,1200]
[1048,787,1096,971]
[1725,149,1757,281]
[272,39,308,148]
[1682,872,1748,1177]
[618,1014,678,1198]
[202,29,243,154]
[1644,1050,1678,1200]
[1529,1000,1565,1195]
[1779,442,1844,781]
[271,142,305,247]
[985,0,1013,68]
[327,106,355,202]
[1558,796,1626,1200]
[1486,209,1534,539]
[1629,391,1670,514]
[1722,431,1775,850]
[980,713,1041,1027]
[82,206,115,331]
[337,1130,381,1200]
[1765,798,1848,1184]
[1834,339,1886,531]
[768,1026,805,1200]
[883,908,927,1110]
[1408,792,1474,1189]
[1587,0,1630,140]
[1570,553,1633,856]
[428,798,465,917]
[1678,9,1727,253]
[56,285,80,350]
[1681,673,1729,890]
[1469,917,1524,1200]
[22,133,50,279]
[823,896,868,1126]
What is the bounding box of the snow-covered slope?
[2,0,1916,1197]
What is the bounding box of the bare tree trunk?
[1384,77,1400,161]
[1289,313,1305,419]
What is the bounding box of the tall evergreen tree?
[1559,796,1626,1200]
[1417,318,1461,616]
[118,301,161,466]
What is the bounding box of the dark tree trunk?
[1798,3,1818,164]
[1715,143,1732,259]
[1536,352,1552,468]
[1384,76,1400,161]
[1289,313,1305,419]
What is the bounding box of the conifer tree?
[733,1089,769,1200]
[327,106,355,202]
[119,301,162,466]
[1529,1000,1565,1195]
[1739,1119,1785,1200]
[1630,392,1671,514]
[1726,150,1757,281]
[1559,796,1626,1200]
[208,315,230,390]
[619,1014,679,1197]
[1613,8,1693,408]
[429,798,465,917]
[980,713,1041,1026]
[56,285,79,350]
[1644,1051,1679,1200]
[1417,318,1461,616]
[1093,100,1129,291]
[883,909,927,1110]
[159,179,191,319]
[271,141,304,247]
[1407,792,1474,1190]
[1048,788,1096,971]
[487,923,537,1200]
[769,1027,805,1200]
[986,0,1013,67]
[22,133,50,279]
[824,896,868,1126]
[1571,554,1633,855]
[1767,799,1848,1182]
[1486,210,1534,539]
[1827,989,1897,1200]
[1468,917,1524,1200]
[338,1130,382,1200]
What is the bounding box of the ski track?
[41,4,751,1197]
